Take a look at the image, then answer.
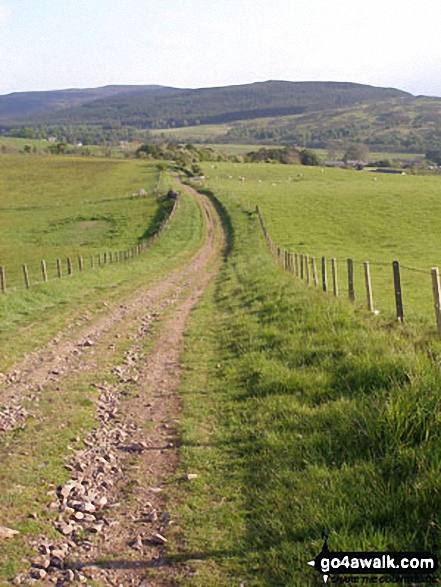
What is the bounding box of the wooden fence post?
[67,257,73,276]
[312,257,318,287]
[305,254,310,284]
[322,257,327,292]
[109,252,113,263]
[90,256,95,269]
[41,259,48,283]
[57,258,62,279]
[392,261,404,322]
[104,252,107,264]
[98,253,102,266]
[364,262,374,312]
[332,258,338,296]
[431,267,441,336]
[347,258,355,302]
[78,256,83,272]
[23,264,30,289]
[300,255,304,279]
[295,253,299,277]
[0,266,6,294]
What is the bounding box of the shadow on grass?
[73,547,248,572]
[182,183,235,261]
[137,196,174,242]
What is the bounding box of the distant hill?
[0,84,177,120]
[3,80,441,152]
[0,80,410,127]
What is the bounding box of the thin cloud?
[0,6,7,24]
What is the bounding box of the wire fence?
[0,190,179,295]
[255,205,441,336]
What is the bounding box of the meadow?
[0,155,160,289]
[202,162,441,326]
[0,159,204,370]
[172,183,441,586]
[3,153,441,586]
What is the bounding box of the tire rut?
[11,182,224,586]
[0,184,219,434]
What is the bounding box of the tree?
[191,163,202,176]
[343,143,370,164]
[426,150,441,166]
[300,149,321,166]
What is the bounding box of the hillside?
[203,95,441,152]
[4,80,441,152]
[1,80,409,127]
[0,84,176,120]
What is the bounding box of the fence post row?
[0,194,180,293]
[255,209,441,336]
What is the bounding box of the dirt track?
[5,181,224,586]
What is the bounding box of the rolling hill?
[0,84,177,121]
[1,80,409,127]
[2,80,441,152]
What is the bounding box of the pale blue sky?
[1,0,441,96]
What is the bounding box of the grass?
[0,168,205,582]
[170,185,441,586]
[0,299,164,581]
[202,161,441,325]
[150,124,232,142]
[0,167,204,371]
[0,155,161,289]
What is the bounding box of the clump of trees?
[135,142,222,172]
[245,147,321,166]
[342,143,371,164]
[7,124,153,146]
[426,149,441,165]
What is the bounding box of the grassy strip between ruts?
[170,186,441,586]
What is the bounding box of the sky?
[1,0,441,97]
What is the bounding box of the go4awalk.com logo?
[307,535,438,584]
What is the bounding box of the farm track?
[4,182,225,586]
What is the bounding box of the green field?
[0,160,204,369]
[202,162,441,325]
[3,154,441,586]
[172,184,441,586]
[0,155,161,289]
[151,123,232,142]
